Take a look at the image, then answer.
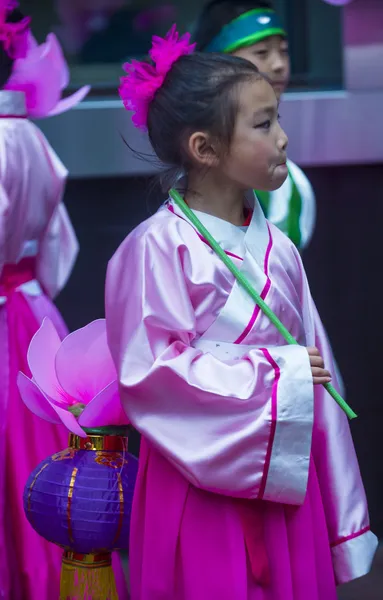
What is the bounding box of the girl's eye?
[255,120,271,130]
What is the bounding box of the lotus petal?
[17,372,61,424]
[27,318,68,405]
[79,381,129,428]
[55,319,116,405]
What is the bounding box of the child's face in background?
[220,77,288,192]
[232,36,290,100]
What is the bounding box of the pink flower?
[17,318,128,438]
[119,24,195,130]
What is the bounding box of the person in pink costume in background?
[0,3,128,600]
[106,26,377,600]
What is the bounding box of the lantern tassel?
[60,551,119,600]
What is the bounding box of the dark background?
[56,162,383,539]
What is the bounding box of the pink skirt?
[0,273,128,600]
[129,439,337,600]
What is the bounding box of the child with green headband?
[193,0,316,250]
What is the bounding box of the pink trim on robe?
[0,258,36,293]
[0,115,27,119]
[331,526,371,548]
[258,347,280,500]
[234,224,273,344]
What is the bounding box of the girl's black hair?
[147,52,261,176]
[193,0,275,51]
[0,8,25,89]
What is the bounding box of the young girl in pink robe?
[105,26,377,600]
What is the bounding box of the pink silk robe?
[106,193,377,600]
[0,90,77,600]
[0,89,128,600]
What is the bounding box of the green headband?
[205,9,287,54]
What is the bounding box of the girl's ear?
[186,131,221,168]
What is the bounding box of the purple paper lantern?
[24,427,138,599]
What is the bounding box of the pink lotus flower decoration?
[17,318,128,438]
[5,32,90,119]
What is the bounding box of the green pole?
[169,188,357,420]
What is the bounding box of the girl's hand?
[307,347,332,385]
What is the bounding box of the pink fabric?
[234,223,272,344]
[0,261,68,600]
[257,348,279,500]
[105,199,376,599]
[236,498,270,586]
[0,112,70,598]
[308,301,376,584]
[0,112,127,599]
[119,25,195,130]
[128,443,336,600]
[331,526,371,548]
[234,277,271,344]
[0,257,35,293]
[0,116,78,293]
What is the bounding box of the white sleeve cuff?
[332,528,378,585]
[261,344,314,505]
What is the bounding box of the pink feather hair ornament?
[119,24,196,130]
[0,0,30,59]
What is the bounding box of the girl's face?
[220,77,288,192]
[232,35,290,100]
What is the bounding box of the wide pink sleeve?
[35,133,79,298]
[105,219,314,503]
[290,237,378,584]
[36,202,79,298]
[310,307,378,584]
